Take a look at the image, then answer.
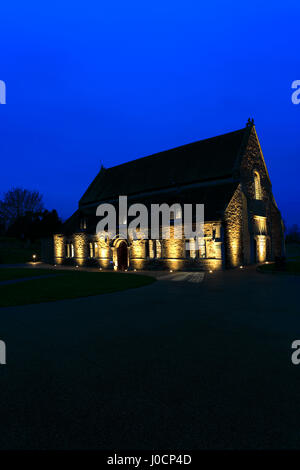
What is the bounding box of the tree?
[286,224,300,244]
[0,188,44,229]
[7,209,62,241]
[37,209,62,238]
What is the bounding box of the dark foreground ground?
[0,266,299,449]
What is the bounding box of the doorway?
[117,241,128,271]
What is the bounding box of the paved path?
[156,271,205,283]
[0,267,300,449]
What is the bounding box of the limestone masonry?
[41,121,285,271]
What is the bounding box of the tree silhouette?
[0,188,44,229]
[286,224,300,243]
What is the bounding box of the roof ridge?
[78,125,248,208]
[105,127,247,171]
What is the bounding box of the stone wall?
[73,233,89,266]
[53,234,65,265]
[97,236,111,269]
[50,221,224,271]
[238,127,285,262]
[224,186,244,268]
[240,127,272,201]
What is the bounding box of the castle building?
[42,121,285,271]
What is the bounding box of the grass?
[257,243,300,276]
[0,268,62,282]
[257,261,300,275]
[0,237,40,264]
[286,243,300,261]
[0,269,155,307]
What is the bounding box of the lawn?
[0,237,40,264]
[257,261,300,275]
[286,242,300,261]
[0,269,155,307]
[0,268,61,282]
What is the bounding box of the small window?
[186,238,196,259]
[198,238,206,258]
[149,240,155,259]
[89,242,97,258]
[89,242,93,258]
[80,218,87,230]
[66,243,74,258]
[254,171,262,200]
[155,240,162,258]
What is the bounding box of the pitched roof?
[79,126,249,206]
[80,181,239,221]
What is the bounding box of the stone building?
[42,121,285,271]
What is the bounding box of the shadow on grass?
[0,271,156,307]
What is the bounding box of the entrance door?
[117,241,128,271]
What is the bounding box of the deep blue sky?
[0,1,299,226]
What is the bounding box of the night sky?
[0,1,299,226]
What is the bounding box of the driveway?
[0,267,299,449]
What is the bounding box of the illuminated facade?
[43,121,285,270]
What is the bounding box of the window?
[254,171,262,200]
[198,238,206,258]
[80,218,87,230]
[89,242,96,258]
[186,238,196,259]
[149,240,155,259]
[254,216,267,235]
[65,243,74,258]
[212,224,221,239]
[155,240,162,258]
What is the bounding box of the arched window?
[254,171,262,200]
